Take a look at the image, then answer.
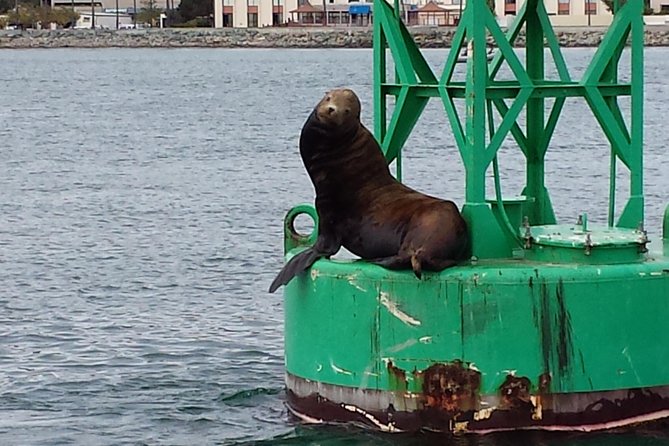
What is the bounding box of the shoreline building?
[75,11,135,28]
[50,0,172,28]
[494,0,613,27]
[212,0,467,28]
[214,0,295,28]
[213,0,620,28]
[650,0,669,12]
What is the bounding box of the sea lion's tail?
[268,248,321,293]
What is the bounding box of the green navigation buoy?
[278,0,669,434]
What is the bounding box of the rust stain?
[387,361,407,392]
[538,372,552,393]
[498,375,533,412]
[555,279,574,377]
[535,278,575,392]
[539,281,552,377]
[422,360,481,414]
[534,372,553,421]
[370,310,381,387]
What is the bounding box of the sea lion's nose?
[328,105,336,114]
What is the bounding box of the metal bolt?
[576,213,588,232]
[584,233,593,256]
[638,222,649,253]
[522,216,532,249]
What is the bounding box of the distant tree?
[1,0,40,14]
[172,16,210,26]
[6,5,79,28]
[601,0,625,11]
[49,7,79,27]
[136,0,162,26]
[176,0,211,23]
[7,4,39,28]
[166,8,182,25]
[0,0,13,14]
[601,0,651,13]
[0,16,6,28]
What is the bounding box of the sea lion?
[268,88,468,293]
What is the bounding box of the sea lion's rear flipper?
[268,248,321,294]
[369,253,458,280]
[368,254,415,276]
[425,258,458,271]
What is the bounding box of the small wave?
[218,387,283,404]
[176,405,214,415]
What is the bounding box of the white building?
[75,11,135,28]
[494,0,613,27]
[649,0,669,13]
[213,0,623,28]
[214,0,301,28]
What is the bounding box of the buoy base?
[285,373,669,434]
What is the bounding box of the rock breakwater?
[1,26,669,49]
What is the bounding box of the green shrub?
[172,17,210,27]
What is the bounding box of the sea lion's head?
[314,88,361,132]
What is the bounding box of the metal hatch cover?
[522,223,649,264]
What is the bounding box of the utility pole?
[116,0,119,28]
[167,0,172,27]
[322,0,327,26]
[133,0,137,27]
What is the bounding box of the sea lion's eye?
[326,96,331,101]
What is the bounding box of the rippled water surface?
[1,47,668,445]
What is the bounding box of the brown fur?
[269,88,469,293]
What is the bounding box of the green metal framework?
[373,0,644,260]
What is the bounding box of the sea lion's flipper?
[370,255,458,280]
[426,258,458,270]
[268,233,341,293]
[368,255,414,275]
[268,248,320,294]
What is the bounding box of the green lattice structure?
[373,0,644,259]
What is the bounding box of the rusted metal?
[387,361,407,393]
[285,372,669,434]
[498,375,533,412]
[538,372,552,393]
[421,361,481,415]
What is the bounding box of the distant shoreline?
[2,26,669,49]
